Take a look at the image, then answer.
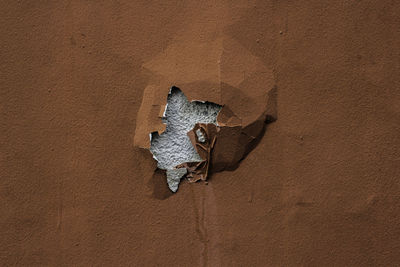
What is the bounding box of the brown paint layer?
[1,0,400,266]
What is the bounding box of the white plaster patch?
[149,87,221,192]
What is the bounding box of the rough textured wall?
[1,0,400,266]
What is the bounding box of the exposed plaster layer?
[166,168,187,193]
[149,87,221,192]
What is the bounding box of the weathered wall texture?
[1,0,400,266]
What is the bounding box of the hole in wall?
[149,87,222,192]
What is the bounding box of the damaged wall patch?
[134,36,278,196]
[150,87,221,192]
[135,84,277,195]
